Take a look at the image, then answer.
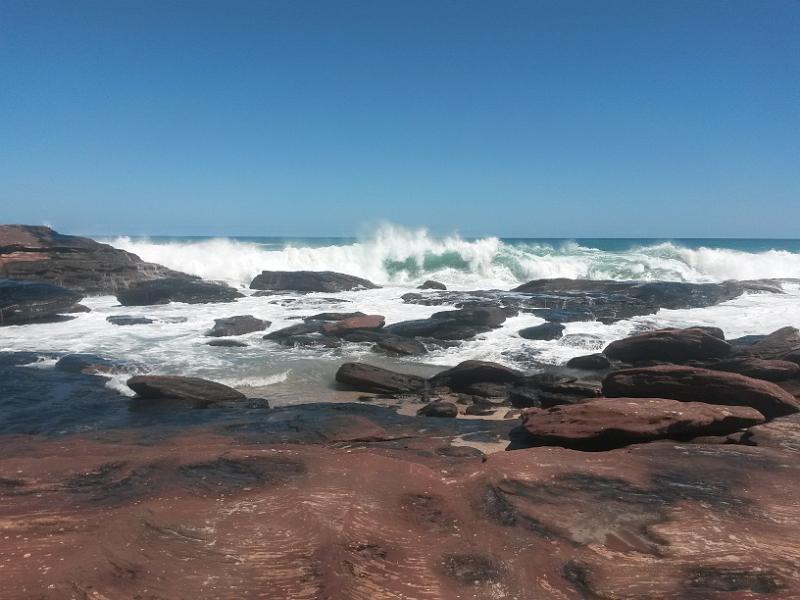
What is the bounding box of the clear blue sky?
[1,0,798,237]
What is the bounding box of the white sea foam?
[103,224,800,289]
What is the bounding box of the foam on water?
[105,224,800,289]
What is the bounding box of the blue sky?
[1,0,798,237]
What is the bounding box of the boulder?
[518,397,764,450]
[117,278,243,306]
[743,327,800,359]
[207,315,269,337]
[518,322,565,341]
[0,225,190,294]
[431,360,525,391]
[566,353,612,370]
[418,280,447,290]
[603,365,800,419]
[603,328,731,363]
[126,375,246,407]
[54,353,116,375]
[0,279,83,325]
[107,315,154,326]
[373,336,428,356]
[250,270,378,293]
[704,358,800,382]
[321,314,385,336]
[335,362,427,394]
[417,401,458,418]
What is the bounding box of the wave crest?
[103,225,800,289]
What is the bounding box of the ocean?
[3,225,800,406]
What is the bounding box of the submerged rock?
[603,327,731,363]
[373,336,428,356]
[518,322,565,340]
[54,353,117,375]
[418,280,447,290]
[207,339,249,347]
[603,365,800,419]
[250,270,379,292]
[107,315,155,326]
[335,362,427,394]
[207,315,269,337]
[117,278,243,306]
[0,225,189,294]
[0,279,83,325]
[126,375,246,407]
[518,397,764,450]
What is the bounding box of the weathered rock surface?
[127,375,246,407]
[117,277,243,306]
[0,279,83,325]
[430,360,525,391]
[603,365,800,419]
[250,270,379,292]
[518,397,764,450]
[418,279,447,290]
[604,327,731,363]
[321,314,385,336]
[335,362,427,394]
[738,326,800,359]
[518,322,565,340]
[704,357,800,382]
[385,307,507,340]
[207,315,269,337]
[2,425,799,598]
[567,353,612,370]
[0,225,190,294]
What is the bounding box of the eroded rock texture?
[1,427,799,599]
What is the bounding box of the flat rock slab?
[127,375,246,406]
[0,278,83,325]
[249,270,378,292]
[704,357,800,381]
[603,365,800,419]
[117,277,244,306]
[1,429,799,598]
[604,327,731,363]
[519,397,764,450]
[321,314,385,335]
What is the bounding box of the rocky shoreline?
[2,225,800,598]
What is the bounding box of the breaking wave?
[103,224,800,289]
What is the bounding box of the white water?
[104,225,800,290]
[4,225,800,399]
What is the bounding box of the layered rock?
[0,225,188,294]
[517,397,764,450]
[704,357,800,382]
[603,365,800,419]
[250,270,379,292]
[603,327,731,363]
[0,279,83,325]
[385,307,506,340]
[127,375,246,407]
[117,277,243,306]
[335,362,427,394]
[207,315,270,337]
